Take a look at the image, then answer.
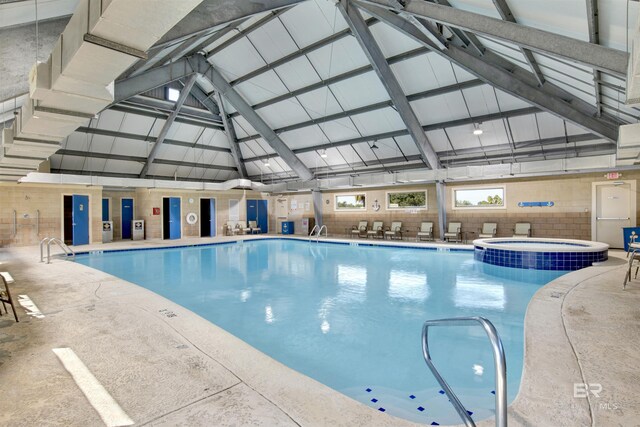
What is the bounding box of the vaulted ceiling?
[2,0,638,185]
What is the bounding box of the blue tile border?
[474,246,608,271]
[74,237,474,257]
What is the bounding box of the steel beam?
[114,57,200,105]
[490,0,545,86]
[229,47,428,118]
[357,2,618,141]
[56,149,237,172]
[157,0,306,47]
[229,17,378,87]
[241,107,539,162]
[139,74,198,178]
[214,91,248,178]
[109,104,224,131]
[585,0,602,115]
[201,64,314,180]
[338,1,440,169]
[236,79,484,142]
[74,126,232,153]
[360,0,628,76]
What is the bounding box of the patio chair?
[385,222,403,240]
[0,272,19,322]
[224,221,236,236]
[478,222,497,239]
[513,223,531,238]
[248,220,260,234]
[351,221,368,238]
[444,222,462,242]
[417,222,434,241]
[367,221,384,239]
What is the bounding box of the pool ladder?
[308,225,327,242]
[422,316,507,427]
[40,237,76,264]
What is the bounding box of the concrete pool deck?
[0,236,639,426]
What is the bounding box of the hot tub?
[473,238,609,271]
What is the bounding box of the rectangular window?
[335,193,366,211]
[166,87,180,102]
[387,191,427,210]
[453,187,505,209]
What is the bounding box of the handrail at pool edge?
[422,316,507,427]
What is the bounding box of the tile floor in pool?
[0,236,639,426]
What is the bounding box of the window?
[453,187,505,209]
[166,87,180,102]
[335,193,366,211]
[387,191,427,210]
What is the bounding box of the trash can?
[102,221,113,243]
[132,219,145,241]
[282,221,294,235]
[622,227,640,251]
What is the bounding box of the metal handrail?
[422,316,507,427]
[309,224,320,240]
[316,225,327,241]
[46,238,76,264]
[39,237,50,262]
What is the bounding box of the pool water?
[76,239,567,425]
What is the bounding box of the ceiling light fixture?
[320,149,328,158]
[370,140,379,150]
[263,159,270,168]
[473,123,483,135]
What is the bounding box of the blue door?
[247,199,268,233]
[210,198,216,237]
[169,197,181,239]
[257,199,268,233]
[121,198,134,239]
[246,200,257,224]
[102,198,109,221]
[72,195,89,246]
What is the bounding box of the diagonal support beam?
[200,62,314,181]
[214,90,248,178]
[356,2,618,142]
[338,1,440,169]
[491,0,545,86]
[360,0,628,76]
[585,0,602,115]
[139,74,198,178]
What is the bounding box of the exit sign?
[606,172,622,179]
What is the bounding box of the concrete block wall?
[0,183,103,246]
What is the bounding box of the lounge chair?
[478,222,497,239]
[444,222,462,242]
[225,221,237,236]
[248,220,260,234]
[0,272,18,322]
[385,222,403,240]
[367,221,384,239]
[513,223,531,238]
[417,222,434,241]
[351,221,368,238]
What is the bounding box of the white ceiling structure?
[2,0,639,188]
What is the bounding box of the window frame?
[452,185,506,210]
[385,190,428,210]
[334,192,367,212]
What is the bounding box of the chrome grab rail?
[422,317,507,427]
[44,237,76,264]
[39,237,50,262]
[309,224,320,240]
[316,225,327,241]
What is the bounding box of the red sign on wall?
[152,207,160,215]
[605,172,621,180]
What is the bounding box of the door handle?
[596,217,630,220]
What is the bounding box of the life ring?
[186,212,198,225]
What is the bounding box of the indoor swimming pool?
[76,239,569,425]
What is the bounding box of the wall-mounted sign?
[291,199,298,210]
[152,207,160,215]
[518,201,554,207]
[605,172,622,180]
